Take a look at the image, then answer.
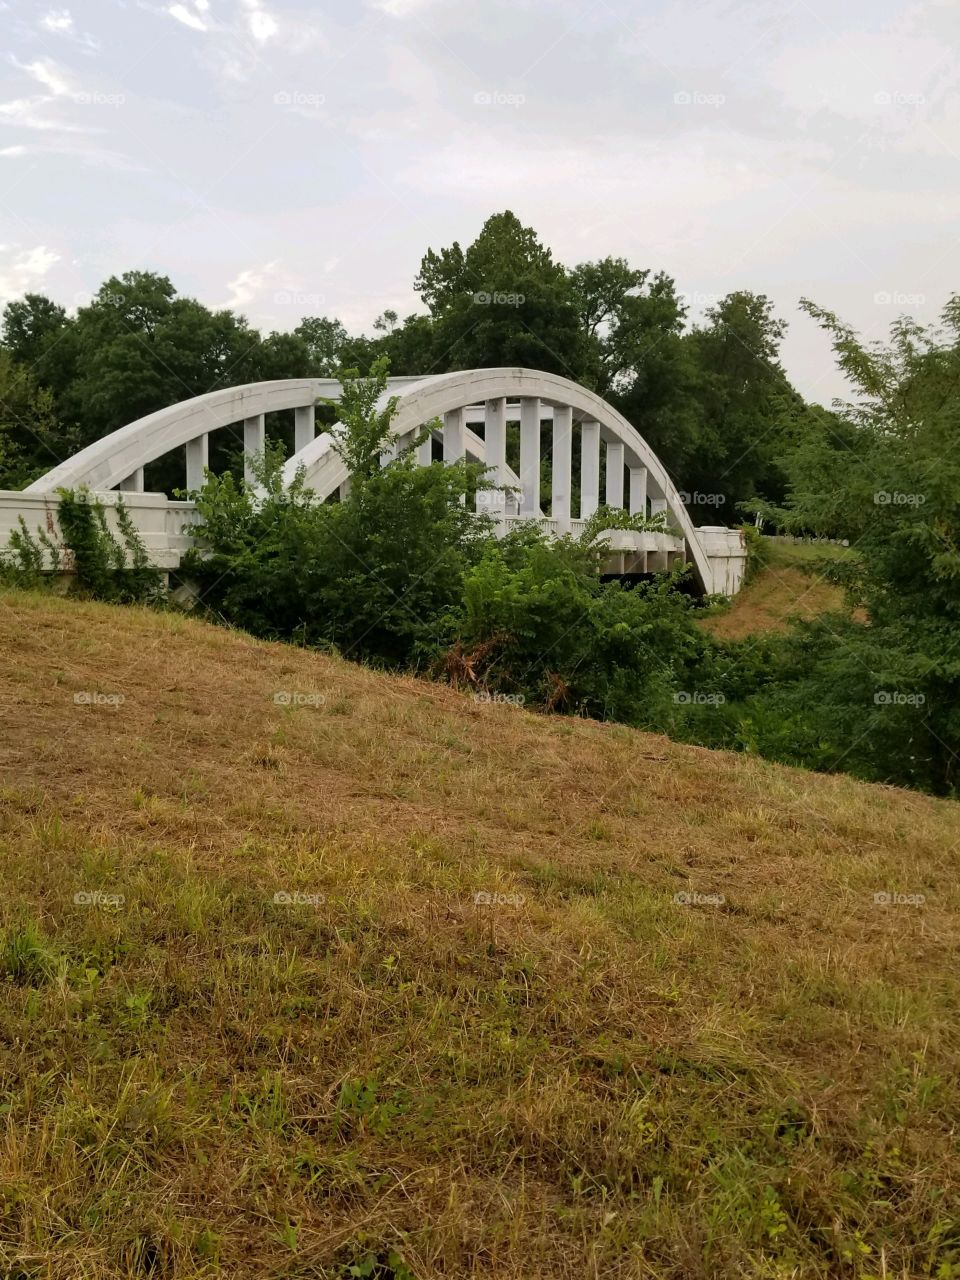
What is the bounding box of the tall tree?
[414,211,588,378]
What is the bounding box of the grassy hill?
[0,589,958,1279]
[702,539,854,640]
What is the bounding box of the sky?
[0,0,958,405]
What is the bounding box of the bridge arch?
[24,368,745,594]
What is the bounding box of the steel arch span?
[20,368,746,595]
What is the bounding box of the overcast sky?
[1,0,958,403]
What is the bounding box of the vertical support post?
[580,419,600,519]
[185,434,208,492]
[443,408,465,463]
[294,404,315,454]
[629,465,648,517]
[484,396,507,515]
[552,405,573,527]
[119,468,145,493]
[519,396,541,518]
[243,414,265,485]
[416,424,434,467]
[650,495,668,525]
[605,441,624,508]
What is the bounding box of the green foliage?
[186,366,490,667]
[0,516,60,587]
[0,217,811,518]
[447,532,707,726]
[0,349,68,487]
[56,490,164,604]
[752,299,960,793]
[1,921,62,987]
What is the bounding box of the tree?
[0,350,68,487]
[568,258,686,395]
[294,316,350,375]
[680,291,800,515]
[746,298,960,793]
[413,211,588,378]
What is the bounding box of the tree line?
[0,210,828,515]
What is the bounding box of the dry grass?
[0,588,958,1279]
[701,541,854,641]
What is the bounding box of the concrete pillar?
[243,414,265,485]
[605,441,624,509]
[651,496,668,518]
[294,404,315,453]
[119,468,144,493]
[580,420,600,519]
[185,435,208,492]
[484,397,507,514]
[519,397,541,518]
[629,466,648,517]
[415,425,434,467]
[552,405,573,526]
[443,408,465,463]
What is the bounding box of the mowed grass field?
[0,590,958,1280]
[701,540,855,641]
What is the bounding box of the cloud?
[41,9,73,33]
[371,0,433,15]
[168,3,209,32]
[219,261,280,310]
[0,246,61,305]
[239,0,278,43]
[0,97,88,131]
[0,145,28,157]
[14,58,73,98]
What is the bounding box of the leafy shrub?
[56,489,163,603]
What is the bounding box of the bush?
[185,363,493,668]
[445,529,708,727]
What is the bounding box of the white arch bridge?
[3,368,747,595]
